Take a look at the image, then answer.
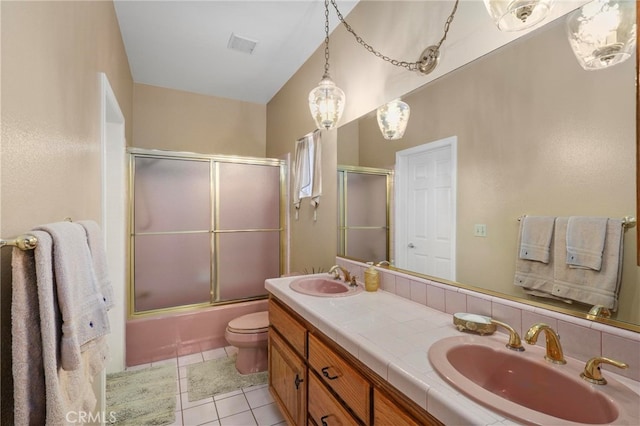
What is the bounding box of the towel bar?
[0,234,38,250]
[517,215,636,229]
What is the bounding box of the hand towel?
[12,231,106,425]
[566,216,608,271]
[518,216,555,263]
[553,217,623,310]
[78,220,115,310]
[514,218,557,296]
[35,221,110,371]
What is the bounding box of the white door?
[395,136,456,280]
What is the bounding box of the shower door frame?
[128,148,287,317]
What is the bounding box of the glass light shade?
[566,0,637,71]
[308,76,346,130]
[376,99,410,140]
[483,0,556,31]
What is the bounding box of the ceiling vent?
[227,33,258,55]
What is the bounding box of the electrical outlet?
[474,224,487,237]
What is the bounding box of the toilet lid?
[228,311,269,334]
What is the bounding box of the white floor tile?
[153,357,178,368]
[124,348,283,426]
[219,410,257,426]
[252,403,284,426]
[178,352,205,367]
[182,391,214,410]
[215,394,251,419]
[182,401,218,426]
[244,387,274,409]
[215,389,243,401]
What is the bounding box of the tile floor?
[125,346,285,426]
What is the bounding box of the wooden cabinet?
[268,296,442,426]
[308,333,370,424]
[269,327,306,425]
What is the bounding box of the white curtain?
[293,130,322,220]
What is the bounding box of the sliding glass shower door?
[130,150,284,315]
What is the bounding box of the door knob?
[408,243,415,248]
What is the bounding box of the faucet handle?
[490,319,525,352]
[580,357,628,385]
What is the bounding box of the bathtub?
[125,299,268,366]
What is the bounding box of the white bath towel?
[12,231,107,425]
[35,221,110,371]
[78,220,114,310]
[514,217,558,297]
[518,216,555,263]
[566,216,608,271]
[553,217,624,310]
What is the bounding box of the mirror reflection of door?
[337,167,392,264]
[396,136,457,280]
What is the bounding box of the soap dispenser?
[364,262,379,292]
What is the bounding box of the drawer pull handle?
[320,415,330,426]
[321,366,339,380]
[294,373,304,390]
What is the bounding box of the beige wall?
[132,83,266,156]
[0,1,133,422]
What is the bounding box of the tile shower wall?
[337,258,640,382]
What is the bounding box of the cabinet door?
[269,330,306,425]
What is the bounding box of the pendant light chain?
[329,0,459,72]
[323,0,331,77]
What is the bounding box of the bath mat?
[106,364,176,425]
[187,356,268,402]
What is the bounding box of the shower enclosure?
[337,166,392,264]
[129,149,285,315]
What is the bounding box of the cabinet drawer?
[308,333,370,424]
[269,298,307,356]
[308,372,359,426]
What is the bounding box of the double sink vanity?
[265,273,639,425]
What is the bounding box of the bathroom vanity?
[268,296,441,425]
[265,274,640,425]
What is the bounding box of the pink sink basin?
[428,335,639,425]
[289,276,363,297]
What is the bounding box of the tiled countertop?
[265,274,640,426]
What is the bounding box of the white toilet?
[224,311,269,374]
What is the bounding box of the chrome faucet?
[525,323,566,364]
[328,265,352,283]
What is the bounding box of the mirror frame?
[637,6,639,267]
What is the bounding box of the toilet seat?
[227,311,269,334]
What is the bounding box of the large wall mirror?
[337,11,638,328]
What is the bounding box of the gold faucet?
[581,357,628,385]
[525,323,566,364]
[328,265,352,282]
[490,319,525,351]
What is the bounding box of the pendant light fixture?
[566,0,637,71]
[376,99,411,140]
[308,0,345,131]
[483,0,556,31]
[308,0,460,136]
